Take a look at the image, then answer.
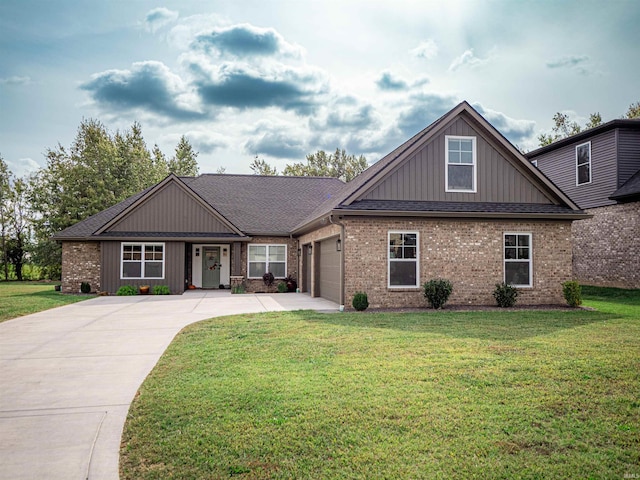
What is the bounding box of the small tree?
[423,279,453,309]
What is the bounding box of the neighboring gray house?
[55,102,588,307]
[526,119,640,288]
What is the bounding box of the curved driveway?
[0,291,338,480]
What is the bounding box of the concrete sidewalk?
[0,291,338,480]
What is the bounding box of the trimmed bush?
[493,282,518,307]
[423,278,453,309]
[152,285,171,295]
[116,285,138,296]
[352,292,369,311]
[80,282,91,294]
[277,282,288,293]
[231,284,246,294]
[562,281,582,307]
[263,272,275,287]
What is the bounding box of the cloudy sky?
[1,0,638,177]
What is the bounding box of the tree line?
[0,119,199,281]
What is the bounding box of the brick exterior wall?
[240,236,299,293]
[341,217,573,308]
[61,241,101,293]
[572,201,639,288]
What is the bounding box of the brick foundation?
[572,201,639,288]
[342,217,573,308]
[61,242,101,293]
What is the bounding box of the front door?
[202,247,221,288]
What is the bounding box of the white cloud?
[7,157,40,177]
[0,76,32,86]
[411,39,438,60]
[448,48,491,71]
[144,7,179,33]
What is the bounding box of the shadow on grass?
[300,309,616,341]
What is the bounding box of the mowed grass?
[0,281,89,322]
[121,288,640,479]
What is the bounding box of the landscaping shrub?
[352,292,369,311]
[263,272,275,287]
[116,285,138,296]
[80,282,91,294]
[493,282,518,307]
[423,278,453,309]
[231,285,246,294]
[562,280,582,307]
[152,285,171,295]
[277,282,288,293]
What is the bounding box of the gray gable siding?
[617,128,640,187]
[360,117,551,204]
[107,182,235,234]
[533,129,618,209]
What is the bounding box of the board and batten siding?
[617,128,640,187]
[101,241,185,294]
[108,182,235,233]
[361,117,552,204]
[533,129,618,209]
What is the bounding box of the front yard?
[0,282,88,322]
[120,287,640,479]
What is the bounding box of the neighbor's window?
[248,244,286,278]
[121,243,164,279]
[576,142,591,185]
[388,232,419,288]
[503,233,532,287]
[446,135,477,192]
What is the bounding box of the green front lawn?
[0,282,89,322]
[121,288,640,479]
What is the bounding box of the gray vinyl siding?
[101,241,185,294]
[533,129,618,209]
[108,182,235,233]
[361,117,551,204]
[617,128,640,187]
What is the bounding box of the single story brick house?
[55,102,588,307]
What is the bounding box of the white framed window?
[503,233,532,287]
[248,244,287,278]
[446,135,477,193]
[121,243,164,279]
[576,142,591,185]
[388,231,419,288]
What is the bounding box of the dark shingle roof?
[336,200,584,216]
[610,168,640,201]
[54,174,345,239]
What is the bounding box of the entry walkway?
[0,291,338,480]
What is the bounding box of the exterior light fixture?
[308,245,313,255]
[336,238,342,252]
[297,248,302,257]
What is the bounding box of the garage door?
[318,237,340,304]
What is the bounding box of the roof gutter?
[333,209,591,221]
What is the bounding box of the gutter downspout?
[329,214,345,311]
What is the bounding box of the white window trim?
[120,242,165,280]
[445,135,477,193]
[247,244,287,279]
[576,141,592,186]
[503,233,532,288]
[388,231,420,289]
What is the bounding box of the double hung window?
[121,243,164,279]
[503,233,532,287]
[576,142,591,185]
[248,244,286,278]
[388,232,419,287]
[446,135,476,192]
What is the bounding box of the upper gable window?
[446,136,477,193]
[576,142,591,185]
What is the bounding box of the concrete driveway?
[0,290,338,480]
